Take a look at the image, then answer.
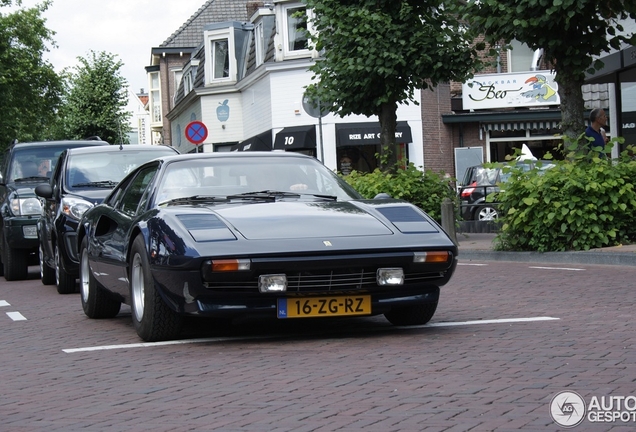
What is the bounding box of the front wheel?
[40,244,56,285]
[2,234,28,281]
[55,245,76,294]
[384,302,438,326]
[130,234,182,342]
[80,237,121,318]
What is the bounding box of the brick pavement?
[0,262,635,431]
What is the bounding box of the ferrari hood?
[209,201,396,240]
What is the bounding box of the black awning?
[273,125,316,150]
[336,121,412,146]
[231,130,272,151]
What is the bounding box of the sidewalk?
[456,232,636,267]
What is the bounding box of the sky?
[9,0,207,95]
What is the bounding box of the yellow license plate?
[277,295,371,319]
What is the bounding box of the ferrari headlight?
[376,268,404,286]
[10,198,42,216]
[61,197,94,221]
[259,274,287,293]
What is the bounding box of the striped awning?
[482,120,561,132]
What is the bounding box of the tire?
[130,234,182,342]
[384,301,438,326]
[55,244,76,294]
[40,244,56,285]
[80,237,121,319]
[2,234,28,281]
[476,206,498,221]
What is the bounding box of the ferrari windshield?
[155,156,361,206]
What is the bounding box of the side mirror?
[35,184,53,199]
[373,193,392,200]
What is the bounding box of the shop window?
[337,144,408,175]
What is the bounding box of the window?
[281,3,312,59]
[116,165,158,216]
[507,40,537,73]
[182,60,199,95]
[212,39,230,79]
[204,28,236,85]
[149,71,161,124]
[255,21,265,66]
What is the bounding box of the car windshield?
[154,156,361,206]
[8,146,70,182]
[67,149,174,189]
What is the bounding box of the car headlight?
[61,197,94,221]
[10,198,43,216]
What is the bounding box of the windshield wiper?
[300,193,337,201]
[226,190,300,201]
[158,195,228,206]
[15,176,49,182]
[72,180,119,188]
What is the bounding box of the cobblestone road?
[0,260,634,431]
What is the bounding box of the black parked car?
[0,139,109,280]
[459,160,554,221]
[78,152,458,341]
[35,144,179,293]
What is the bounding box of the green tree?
[463,0,636,143]
[304,0,484,171]
[0,0,63,147]
[58,50,130,144]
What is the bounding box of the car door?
[41,151,67,263]
[94,164,160,297]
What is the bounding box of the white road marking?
[6,312,26,321]
[62,316,560,353]
[457,263,489,266]
[529,266,585,271]
[0,300,10,307]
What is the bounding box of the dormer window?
[204,27,236,85]
[182,59,199,95]
[281,3,312,59]
[212,39,230,79]
[255,21,265,66]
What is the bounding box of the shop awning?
[273,125,316,150]
[336,121,412,146]
[483,120,561,132]
[231,130,272,151]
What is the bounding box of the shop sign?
[462,71,560,110]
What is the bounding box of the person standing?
[584,108,609,152]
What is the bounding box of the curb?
[458,249,636,267]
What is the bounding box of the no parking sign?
[185,121,208,145]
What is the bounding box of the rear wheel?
[80,237,121,318]
[130,234,182,342]
[55,244,76,294]
[384,302,438,326]
[2,234,28,281]
[40,244,55,285]
[476,206,498,221]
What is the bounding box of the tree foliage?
[343,163,457,224]
[463,0,636,143]
[0,0,63,148]
[305,0,484,171]
[57,50,130,144]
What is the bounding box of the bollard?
[441,198,457,245]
